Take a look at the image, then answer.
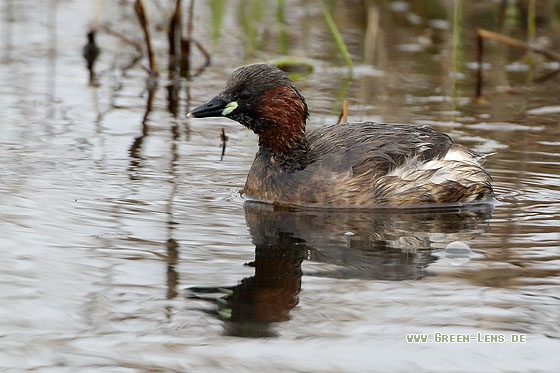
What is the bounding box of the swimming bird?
[188,64,493,207]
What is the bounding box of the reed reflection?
[190,202,492,338]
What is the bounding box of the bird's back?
[244,122,493,206]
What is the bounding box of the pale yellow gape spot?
[221,101,238,116]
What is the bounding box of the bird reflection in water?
[189,202,493,338]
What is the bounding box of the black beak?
[188,96,228,118]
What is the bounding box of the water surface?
[1,1,559,371]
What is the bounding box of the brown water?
[1,1,559,371]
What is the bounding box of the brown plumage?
[189,64,494,207]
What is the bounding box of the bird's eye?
[238,90,251,101]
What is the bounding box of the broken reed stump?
[169,0,211,79]
[83,29,101,83]
[183,0,211,78]
[476,28,560,98]
[134,0,157,74]
[167,0,183,117]
[168,0,183,77]
[220,128,228,161]
[336,100,348,125]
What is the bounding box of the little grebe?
[188,64,494,207]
